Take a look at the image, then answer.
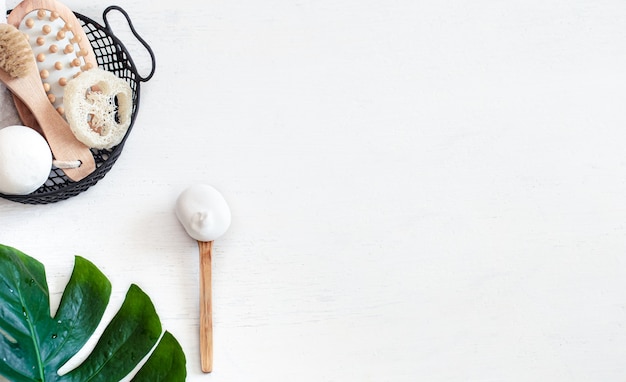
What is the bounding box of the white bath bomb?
[0,125,52,195]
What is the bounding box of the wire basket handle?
[103,5,156,82]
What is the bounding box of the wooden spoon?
[175,185,232,373]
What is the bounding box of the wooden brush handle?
[27,83,95,181]
[198,240,214,373]
[12,97,42,136]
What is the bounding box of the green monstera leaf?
[0,244,186,381]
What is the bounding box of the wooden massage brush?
[6,0,98,181]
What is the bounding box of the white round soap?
[175,184,231,242]
[0,125,52,195]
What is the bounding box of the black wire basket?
[0,5,155,204]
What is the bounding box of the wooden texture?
[198,240,213,373]
[0,49,95,181]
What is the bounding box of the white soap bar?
[175,184,231,242]
[0,125,52,195]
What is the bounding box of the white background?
[2,0,626,380]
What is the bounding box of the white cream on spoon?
[175,184,231,373]
[176,184,231,242]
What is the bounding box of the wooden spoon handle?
[198,240,213,373]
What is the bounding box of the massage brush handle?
[0,68,95,181]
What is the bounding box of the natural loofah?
[64,68,133,149]
[0,24,32,78]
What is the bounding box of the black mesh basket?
[0,6,155,204]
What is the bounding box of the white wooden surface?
[2,0,626,380]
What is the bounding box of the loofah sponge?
[64,68,132,149]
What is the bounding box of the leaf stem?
[18,291,46,382]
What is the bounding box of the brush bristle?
[0,24,33,78]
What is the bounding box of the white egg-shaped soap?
[176,184,231,242]
[0,125,52,195]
